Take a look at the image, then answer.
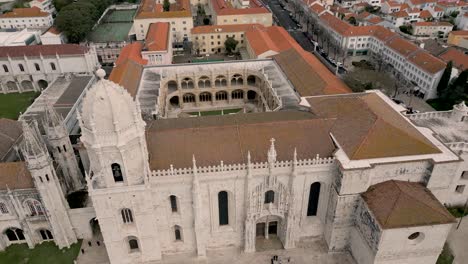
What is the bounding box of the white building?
[29,0,56,14]
[412,21,453,38]
[40,27,66,45]
[0,29,40,46]
[0,44,99,93]
[141,22,173,65]
[0,7,53,30]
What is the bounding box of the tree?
[443,69,468,103]
[348,16,357,25]
[163,0,170,12]
[224,37,239,54]
[56,1,100,43]
[203,17,210,25]
[53,0,73,12]
[437,61,453,97]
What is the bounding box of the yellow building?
[447,30,468,47]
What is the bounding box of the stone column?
[244,217,255,253]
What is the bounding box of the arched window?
[57,146,61,153]
[111,163,123,182]
[231,74,243,86]
[25,199,44,216]
[34,63,40,71]
[199,92,212,102]
[182,93,195,103]
[18,64,24,72]
[169,195,178,213]
[264,190,274,204]
[128,236,139,252]
[218,191,229,225]
[2,64,8,73]
[63,145,67,152]
[39,229,53,240]
[174,225,182,241]
[215,75,227,87]
[45,174,49,181]
[215,91,228,101]
[231,89,243,99]
[50,62,56,71]
[0,202,8,214]
[307,182,321,216]
[181,77,194,89]
[121,208,133,223]
[198,76,211,88]
[5,228,25,241]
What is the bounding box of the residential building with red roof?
[448,30,468,46]
[0,7,53,30]
[133,0,193,41]
[142,22,172,65]
[40,26,66,45]
[412,21,454,37]
[439,47,468,72]
[208,0,272,27]
[381,0,403,14]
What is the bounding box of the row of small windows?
[4,228,53,242]
[2,62,56,73]
[0,199,44,216]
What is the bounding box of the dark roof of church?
[362,180,455,229]
[0,118,22,161]
[0,162,34,190]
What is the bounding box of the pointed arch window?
[307,182,321,216]
[50,62,56,71]
[218,191,229,225]
[25,199,44,216]
[34,63,40,71]
[112,163,123,182]
[5,228,25,241]
[39,229,53,240]
[264,190,275,204]
[127,236,139,252]
[0,202,8,214]
[174,225,182,241]
[2,64,8,73]
[18,64,24,72]
[121,208,133,223]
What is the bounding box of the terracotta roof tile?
[136,0,192,19]
[114,42,147,66]
[109,60,144,98]
[310,3,326,14]
[211,0,270,16]
[146,111,336,170]
[0,162,34,190]
[0,44,89,58]
[362,180,455,229]
[408,50,446,74]
[145,22,170,52]
[0,7,49,18]
[246,26,298,56]
[450,30,468,36]
[390,10,409,18]
[439,48,468,71]
[367,16,384,24]
[306,93,440,160]
[419,10,432,19]
[413,21,452,27]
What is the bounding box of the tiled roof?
[407,51,446,74]
[439,48,468,71]
[211,0,269,16]
[419,10,432,19]
[450,30,468,36]
[413,21,453,27]
[310,3,326,14]
[0,119,22,161]
[320,13,352,35]
[386,37,419,57]
[145,22,169,52]
[357,11,371,19]
[45,26,61,35]
[246,26,298,56]
[306,93,440,160]
[390,10,409,18]
[0,7,49,18]
[115,42,147,66]
[273,49,351,96]
[146,111,337,170]
[362,180,455,229]
[367,16,384,24]
[0,162,34,190]
[191,23,263,34]
[0,44,89,58]
[136,0,191,19]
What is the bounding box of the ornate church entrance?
[255,216,283,251]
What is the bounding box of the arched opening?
[174,225,182,241]
[38,80,48,89]
[181,77,194,89]
[198,76,211,88]
[24,199,44,216]
[90,217,101,236]
[264,190,274,204]
[2,64,8,73]
[50,62,56,71]
[215,75,227,87]
[6,81,18,91]
[408,232,425,244]
[0,202,9,214]
[255,215,283,251]
[169,96,180,107]
[231,89,244,99]
[247,90,257,101]
[5,228,25,241]
[111,163,123,182]
[182,93,195,103]
[167,80,178,92]
[39,229,53,240]
[18,64,24,72]
[218,191,229,225]
[34,63,40,71]
[199,92,212,102]
[231,74,243,86]
[127,236,139,252]
[121,208,133,223]
[247,75,257,86]
[215,91,228,101]
[169,195,178,213]
[307,182,321,216]
[21,80,33,91]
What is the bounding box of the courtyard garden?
[0,92,39,120]
[0,240,82,264]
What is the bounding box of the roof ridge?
[382,180,402,226]
[399,183,452,219]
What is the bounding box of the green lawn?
[0,240,82,264]
[0,92,39,120]
[436,243,454,264]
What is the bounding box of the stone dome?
[80,72,137,133]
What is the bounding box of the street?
[261,0,345,75]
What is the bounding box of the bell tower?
[21,120,77,249]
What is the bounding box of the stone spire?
[44,103,63,131]
[451,101,468,122]
[21,120,47,158]
[267,138,277,164]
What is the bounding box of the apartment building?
[319,12,446,99]
[448,30,468,47]
[0,7,53,30]
[133,0,193,41]
[142,22,172,65]
[191,24,262,54]
[412,21,453,38]
[208,0,272,27]
[29,0,56,14]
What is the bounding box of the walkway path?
[75,236,110,264]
